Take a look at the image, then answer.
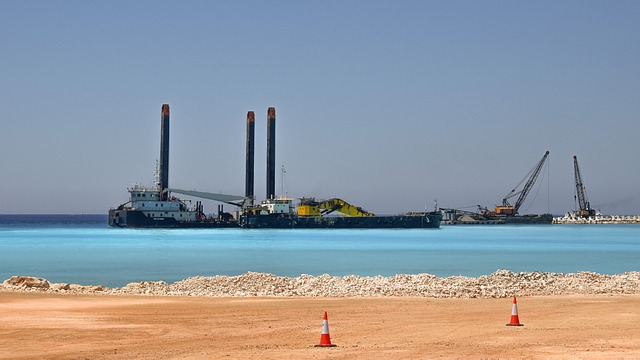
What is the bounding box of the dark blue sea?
[1,214,639,287]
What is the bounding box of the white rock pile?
[554,214,640,224]
[3,270,640,298]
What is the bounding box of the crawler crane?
[491,151,550,216]
[573,155,596,218]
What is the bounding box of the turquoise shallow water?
[1,215,639,287]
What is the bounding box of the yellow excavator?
[297,197,374,217]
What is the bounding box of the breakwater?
[553,214,640,224]
[3,270,640,298]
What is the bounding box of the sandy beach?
[2,291,640,359]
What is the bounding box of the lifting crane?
[492,151,550,216]
[573,155,596,218]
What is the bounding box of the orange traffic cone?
[315,311,337,347]
[506,296,524,326]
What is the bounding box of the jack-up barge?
[109,105,441,229]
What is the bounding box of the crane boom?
[168,188,251,207]
[297,197,374,217]
[494,151,549,216]
[573,155,596,218]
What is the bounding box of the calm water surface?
[1,215,638,287]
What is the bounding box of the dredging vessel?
[109,105,441,229]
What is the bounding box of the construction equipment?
[297,197,374,217]
[493,151,550,216]
[439,207,489,222]
[573,155,596,218]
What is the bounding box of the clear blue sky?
[1,1,639,215]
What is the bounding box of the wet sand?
[1,292,640,359]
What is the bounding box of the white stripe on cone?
[322,319,329,334]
